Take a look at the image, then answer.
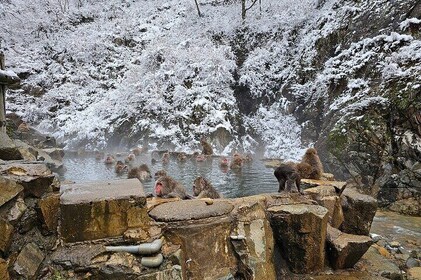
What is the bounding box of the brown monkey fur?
[154,169,167,179]
[192,176,222,199]
[274,162,302,193]
[300,148,324,180]
[177,152,187,162]
[229,153,243,169]
[114,160,127,174]
[162,152,170,164]
[128,164,152,181]
[201,138,213,155]
[154,175,188,199]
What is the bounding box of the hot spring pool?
[60,152,279,198]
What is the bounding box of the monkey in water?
[177,152,187,162]
[162,152,170,165]
[114,160,127,174]
[300,148,324,180]
[200,137,213,155]
[274,162,302,194]
[192,176,222,199]
[128,164,152,181]
[154,175,189,199]
[230,153,243,169]
[154,169,167,179]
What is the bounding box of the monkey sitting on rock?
[274,162,302,194]
[154,175,189,199]
[274,148,324,194]
[300,148,323,180]
[192,176,222,199]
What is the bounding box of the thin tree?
[194,0,202,17]
[241,0,260,20]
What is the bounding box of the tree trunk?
[0,52,6,134]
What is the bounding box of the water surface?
[61,153,279,198]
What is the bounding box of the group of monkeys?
[99,139,324,199]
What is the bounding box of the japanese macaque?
[219,157,229,168]
[17,121,30,133]
[128,164,152,181]
[95,151,104,161]
[104,155,116,165]
[229,153,243,169]
[125,153,136,164]
[154,169,167,179]
[177,152,187,162]
[162,152,170,165]
[154,175,188,199]
[115,160,127,174]
[200,137,213,155]
[300,148,324,180]
[132,147,143,156]
[274,162,302,194]
[192,176,222,199]
[196,154,206,162]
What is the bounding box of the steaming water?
[60,153,279,198]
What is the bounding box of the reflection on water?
[61,153,279,198]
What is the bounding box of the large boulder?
[60,179,148,242]
[12,242,44,279]
[304,185,344,228]
[0,218,14,256]
[0,258,9,280]
[39,193,60,232]
[0,176,23,207]
[0,163,55,198]
[229,195,276,280]
[268,204,329,274]
[0,133,23,160]
[150,199,236,280]
[340,188,377,235]
[326,225,373,269]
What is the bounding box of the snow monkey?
[200,137,213,155]
[154,169,167,179]
[300,148,324,180]
[162,152,170,165]
[154,175,189,199]
[128,164,152,181]
[192,176,222,199]
[229,153,243,169]
[274,162,302,194]
[177,152,187,162]
[114,160,127,174]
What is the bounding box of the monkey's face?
[155,179,166,196]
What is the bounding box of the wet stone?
[0,176,24,207]
[39,193,60,232]
[340,188,377,235]
[268,204,329,274]
[326,225,373,269]
[0,258,9,280]
[0,218,14,255]
[60,179,147,242]
[0,163,55,198]
[12,242,44,279]
[149,199,234,222]
[7,197,27,225]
